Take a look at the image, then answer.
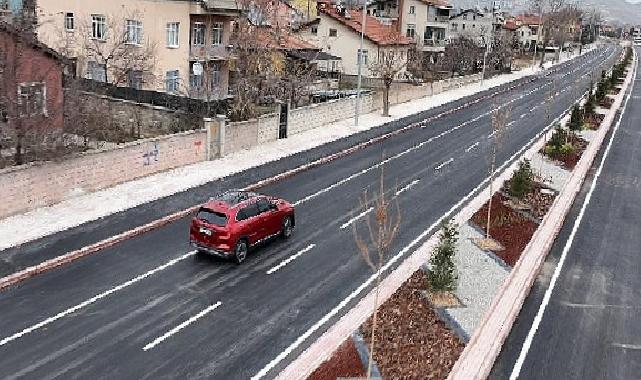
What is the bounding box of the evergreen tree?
[427,221,458,292]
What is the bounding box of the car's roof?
[201,190,263,212]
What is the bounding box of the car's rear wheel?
[234,240,248,264]
[281,216,293,239]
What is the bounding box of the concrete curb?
[447,48,636,380]
[0,71,544,292]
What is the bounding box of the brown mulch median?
[599,97,614,109]
[584,113,604,129]
[360,271,465,380]
[521,184,556,221]
[471,194,538,266]
[307,337,366,380]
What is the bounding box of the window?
[329,28,337,37]
[357,49,368,65]
[196,208,227,226]
[211,22,223,45]
[64,12,74,31]
[473,14,476,21]
[190,69,203,90]
[17,83,46,117]
[237,203,259,221]
[210,62,221,87]
[91,14,106,40]
[127,70,143,89]
[87,61,106,82]
[451,23,458,31]
[462,13,467,20]
[311,26,318,35]
[167,22,179,47]
[406,23,416,38]
[126,19,143,45]
[472,24,476,29]
[409,5,415,14]
[165,70,180,93]
[192,22,206,45]
[462,23,466,30]
[257,198,271,214]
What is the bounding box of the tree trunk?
[382,85,390,117]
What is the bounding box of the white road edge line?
[0,250,198,348]
[509,53,636,380]
[266,244,316,275]
[142,301,222,351]
[252,105,570,380]
[435,158,454,171]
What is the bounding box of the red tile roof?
[319,6,411,46]
[503,20,517,31]
[254,27,318,50]
[516,14,542,26]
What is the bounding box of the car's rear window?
[196,208,227,226]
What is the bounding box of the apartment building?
[400,0,451,52]
[514,14,541,49]
[36,0,238,99]
[448,9,495,45]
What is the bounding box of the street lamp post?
[531,1,543,70]
[355,1,367,127]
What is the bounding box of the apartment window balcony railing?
[431,16,450,23]
[190,44,231,60]
[423,39,446,47]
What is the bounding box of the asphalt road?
[490,47,641,380]
[0,45,621,380]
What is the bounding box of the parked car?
[190,190,295,264]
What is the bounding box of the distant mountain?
[448,0,641,25]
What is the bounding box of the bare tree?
[368,41,408,117]
[352,158,401,380]
[72,10,157,87]
[441,36,484,77]
[481,105,510,246]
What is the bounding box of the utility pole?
[481,2,496,87]
[355,0,366,127]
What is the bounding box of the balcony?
[190,44,232,60]
[421,39,446,52]
[203,0,239,12]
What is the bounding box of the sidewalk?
[1,50,595,252]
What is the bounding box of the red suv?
[190,190,295,264]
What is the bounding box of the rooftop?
[318,5,411,46]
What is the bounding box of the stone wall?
[0,131,206,217]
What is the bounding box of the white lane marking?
[530,105,538,112]
[266,244,316,275]
[507,120,517,127]
[509,55,636,380]
[340,207,373,230]
[142,301,222,351]
[465,141,480,152]
[252,105,570,380]
[0,250,198,348]
[340,179,420,230]
[612,343,641,350]
[520,113,527,119]
[435,158,454,171]
[396,179,420,195]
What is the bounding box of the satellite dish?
[192,62,203,76]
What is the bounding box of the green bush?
[560,143,575,154]
[426,221,459,292]
[584,93,596,115]
[508,159,535,199]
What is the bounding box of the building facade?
[448,9,494,44]
[400,0,452,53]
[36,0,237,99]
[297,2,410,77]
